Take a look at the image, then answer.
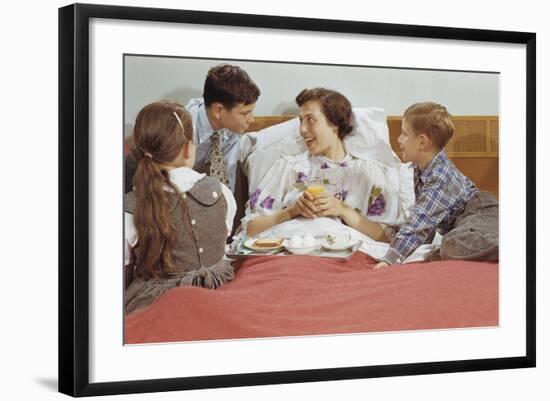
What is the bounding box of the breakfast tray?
[226,238,362,261]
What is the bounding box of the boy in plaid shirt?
[374,102,499,268]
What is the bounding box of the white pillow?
[345,107,403,167]
[239,107,400,194]
[239,117,302,164]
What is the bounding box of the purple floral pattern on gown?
[249,188,261,209]
[260,195,275,210]
[240,153,409,235]
[335,189,349,202]
[367,193,386,216]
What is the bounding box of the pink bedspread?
[125,253,498,344]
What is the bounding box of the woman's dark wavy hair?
[295,88,354,139]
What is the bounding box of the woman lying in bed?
[241,88,414,240]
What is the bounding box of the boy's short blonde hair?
[404,102,454,149]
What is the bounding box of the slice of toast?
[254,238,283,248]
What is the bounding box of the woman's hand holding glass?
[291,174,344,219]
[287,173,345,219]
[312,192,344,218]
[290,190,319,219]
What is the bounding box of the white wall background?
[124,55,499,125]
[1,0,548,400]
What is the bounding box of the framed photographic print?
[58,2,536,397]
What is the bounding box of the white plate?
[244,238,284,252]
[321,235,359,251]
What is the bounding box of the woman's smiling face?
[298,100,340,156]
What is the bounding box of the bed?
[124,112,499,344]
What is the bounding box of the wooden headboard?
[246,115,499,198]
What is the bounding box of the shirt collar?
[415,150,448,182]
[167,166,206,193]
[196,104,229,144]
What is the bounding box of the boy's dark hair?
[295,87,354,139]
[404,102,454,149]
[203,64,260,109]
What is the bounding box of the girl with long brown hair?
[124,100,236,314]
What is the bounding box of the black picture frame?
[58,2,536,397]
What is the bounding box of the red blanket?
[125,253,498,344]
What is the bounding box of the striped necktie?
[209,132,229,185]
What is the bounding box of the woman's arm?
[314,194,389,242]
[339,203,389,242]
[246,191,318,237]
[246,208,294,237]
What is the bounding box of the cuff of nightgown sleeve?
[238,208,273,239]
[381,247,403,265]
[238,212,258,238]
[396,164,415,222]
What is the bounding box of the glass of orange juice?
[306,175,325,197]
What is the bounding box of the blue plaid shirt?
[382,151,478,264]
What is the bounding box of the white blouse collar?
[313,153,353,166]
[167,166,206,193]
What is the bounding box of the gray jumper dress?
[124,176,234,314]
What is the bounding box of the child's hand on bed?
[373,261,389,269]
[290,190,319,219]
[313,193,343,218]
